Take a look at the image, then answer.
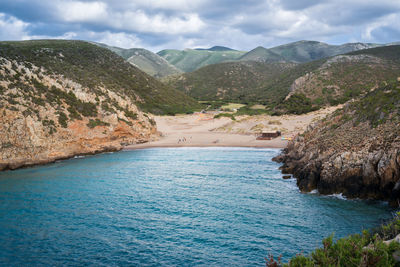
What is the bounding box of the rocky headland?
[0,40,199,171]
[274,81,400,205]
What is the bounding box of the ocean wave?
[309,189,319,194]
[328,193,347,200]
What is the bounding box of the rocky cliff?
[274,81,400,205]
[0,54,158,170]
[0,40,199,170]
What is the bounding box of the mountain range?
[166,44,400,114]
[96,40,399,79]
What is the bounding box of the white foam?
[329,193,347,200]
[309,189,319,194]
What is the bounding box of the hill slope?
[239,46,285,62]
[278,45,400,114]
[0,40,199,170]
[125,48,182,78]
[275,80,400,205]
[236,41,381,63]
[157,48,246,72]
[168,45,400,114]
[269,40,380,62]
[94,43,181,78]
[0,40,199,115]
[166,60,302,105]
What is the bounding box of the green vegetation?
[157,48,246,72]
[58,111,68,128]
[237,41,380,64]
[0,40,200,115]
[239,46,284,62]
[348,45,400,62]
[220,103,246,110]
[213,113,236,120]
[235,105,270,116]
[168,59,324,109]
[198,100,228,110]
[350,81,400,127]
[87,119,110,128]
[272,213,400,266]
[269,40,380,63]
[169,45,400,115]
[275,93,319,115]
[95,43,182,78]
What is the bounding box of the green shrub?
[58,111,68,128]
[280,93,319,114]
[278,212,400,266]
[124,109,138,120]
[236,105,270,116]
[87,118,110,128]
[214,113,236,120]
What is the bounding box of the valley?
[0,38,399,266]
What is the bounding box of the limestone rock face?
[0,58,158,170]
[274,85,400,205]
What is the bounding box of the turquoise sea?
[0,148,395,266]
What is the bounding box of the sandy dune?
[125,106,340,150]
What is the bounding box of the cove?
[0,147,395,266]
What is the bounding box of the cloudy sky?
[1,0,400,52]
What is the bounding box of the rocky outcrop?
[274,82,400,205]
[0,56,157,171]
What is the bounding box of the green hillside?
[269,40,380,63]
[195,46,236,51]
[94,43,181,78]
[168,45,400,114]
[239,46,285,62]
[236,41,381,63]
[157,48,246,72]
[277,45,400,114]
[125,48,182,78]
[0,40,200,115]
[167,60,326,106]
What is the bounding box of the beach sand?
[125,106,340,150]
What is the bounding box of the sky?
[0,0,400,52]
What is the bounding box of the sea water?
[0,148,395,266]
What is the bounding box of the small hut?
[256,131,281,140]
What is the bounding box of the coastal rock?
[0,57,158,170]
[275,82,400,205]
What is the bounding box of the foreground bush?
[268,213,400,266]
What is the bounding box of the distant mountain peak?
[195,46,236,51]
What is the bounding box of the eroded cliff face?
[0,57,157,170]
[274,82,400,205]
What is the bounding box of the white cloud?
[0,13,30,41]
[57,1,108,23]
[53,1,205,35]
[362,13,400,40]
[27,31,78,40]
[89,31,142,49]
[1,0,400,50]
[109,11,205,34]
[124,0,205,11]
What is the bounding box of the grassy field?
[221,103,246,110]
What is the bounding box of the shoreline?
[124,142,286,150]
[125,107,339,151]
[124,132,288,150]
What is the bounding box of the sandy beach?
[125,106,340,150]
